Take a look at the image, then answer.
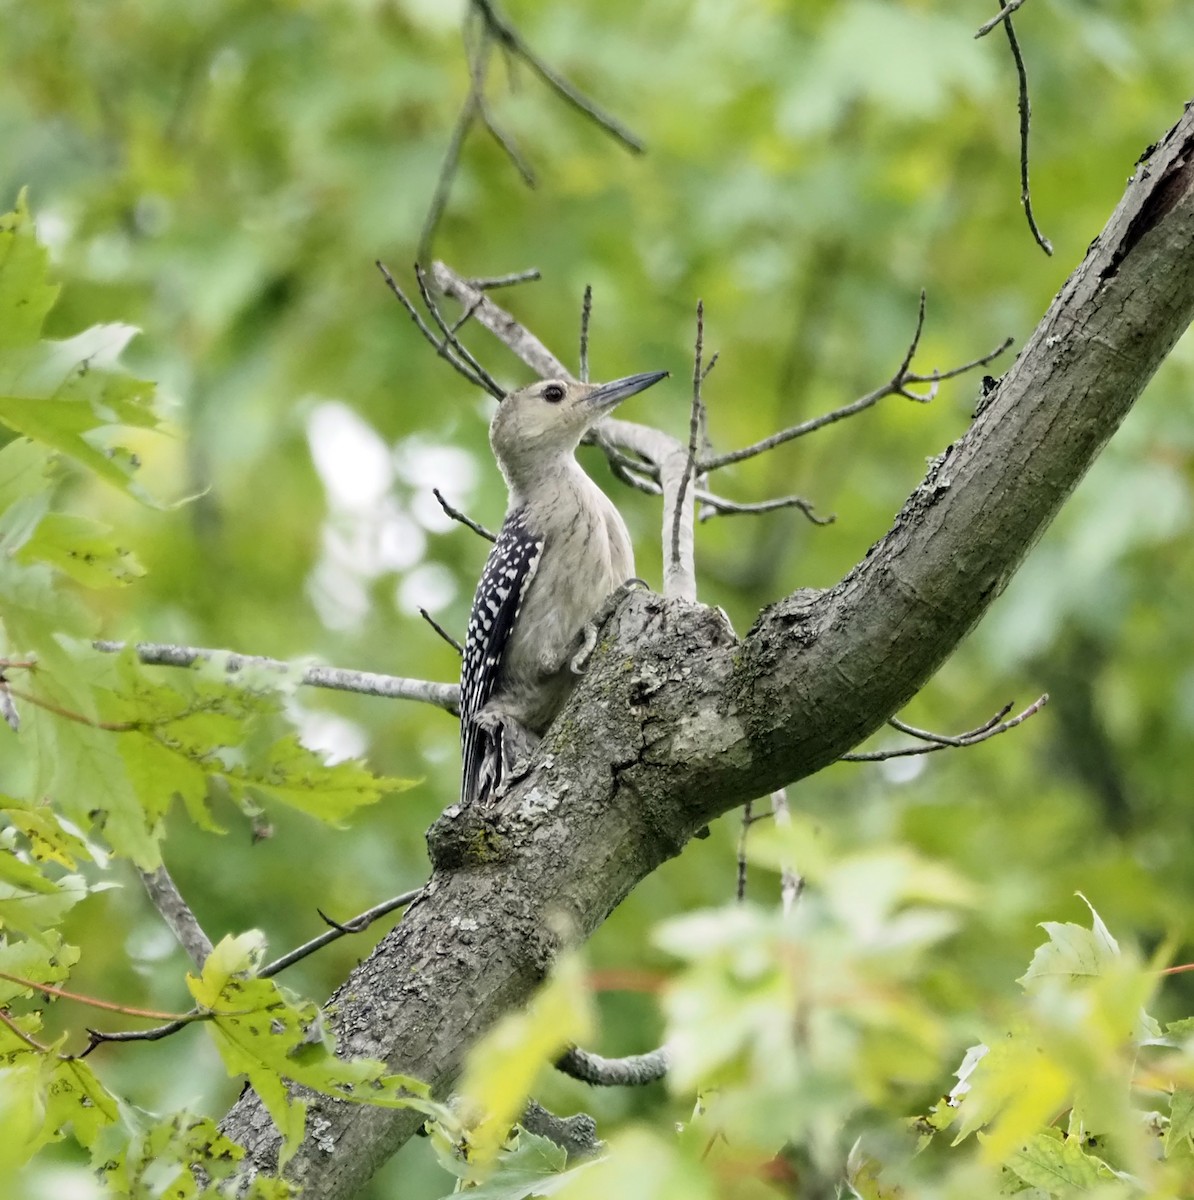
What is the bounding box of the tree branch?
[139,864,213,970]
[92,640,460,714]
[555,1044,670,1088]
[220,105,1194,1197]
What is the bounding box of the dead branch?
[700,295,1013,472]
[841,695,1049,762]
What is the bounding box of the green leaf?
[1166,1089,1194,1158]
[432,1128,593,1200]
[17,512,146,588]
[0,437,57,556]
[1002,1131,1117,1193]
[0,795,98,869]
[1019,901,1120,991]
[188,933,442,1166]
[96,1109,247,1197]
[0,870,88,941]
[227,733,415,825]
[0,192,58,351]
[449,954,595,1175]
[0,195,167,506]
[0,931,79,1008]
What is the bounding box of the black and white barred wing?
[459,508,543,807]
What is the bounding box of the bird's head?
[490,371,667,487]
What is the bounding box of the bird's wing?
[460,508,544,807]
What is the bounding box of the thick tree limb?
[222,105,1194,1197]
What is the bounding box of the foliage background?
[3,0,1194,1195]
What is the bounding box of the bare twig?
[555,1044,669,1087]
[579,284,593,383]
[433,262,572,379]
[139,865,213,970]
[419,609,464,656]
[81,888,425,1056]
[975,0,1030,39]
[471,0,645,155]
[701,297,1013,472]
[469,269,541,290]
[81,1013,206,1055]
[842,694,1048,762]
[378,261,505,399]
[432,487,497,542]
[696,489,833,525]
[0,971,188,1021]
[92,640,460,714]
[667,301,705,600]
[260,887,423,979]
[1002,13,1052,255]
[414,263,506,399]
[0,1007,55,1055]
[417,34,490,265]
[736,797,752,903]
[477,93,537,187]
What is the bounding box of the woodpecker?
[460,370,668,807]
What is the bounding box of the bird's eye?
[543,384,565,403]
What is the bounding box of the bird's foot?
[571,578,651,675]
[493,720,540,800]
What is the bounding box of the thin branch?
[4,685,138,732]
[975,0,1030,39]
[81,1013,206,1055]
[579,284,593,383]
[432,261,572,379]
[260,887,423,979]
[696,489,833,525]
[701,299,1013,472]
[736,797,752,903]
[92,640,460,714]
[1003,13,1053,255]
[469,269,541,290]
[666,302,705,600]
[842,694,1048,762]
[449,298,484,335]
[471,0,645,155]
[413,263,506,399]
[139,864,213,970]
[0,1006,55,1055]
[417,33,489,264]
[377,261,505,399]
[555,1044,669,1087]
[82,889,425,1056]
[419,609,464,656]
[0,971,188,1021]
[431,488,497,542]
[477,93,537,187]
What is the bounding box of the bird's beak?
[586,370,669,410]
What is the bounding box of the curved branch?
[555,1044,670,1087]
[220,104,1194,1199]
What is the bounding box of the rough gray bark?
[222,104,1194,1197]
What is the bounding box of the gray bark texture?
[222,104,1194,1197]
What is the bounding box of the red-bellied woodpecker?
[460,370,668,807]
